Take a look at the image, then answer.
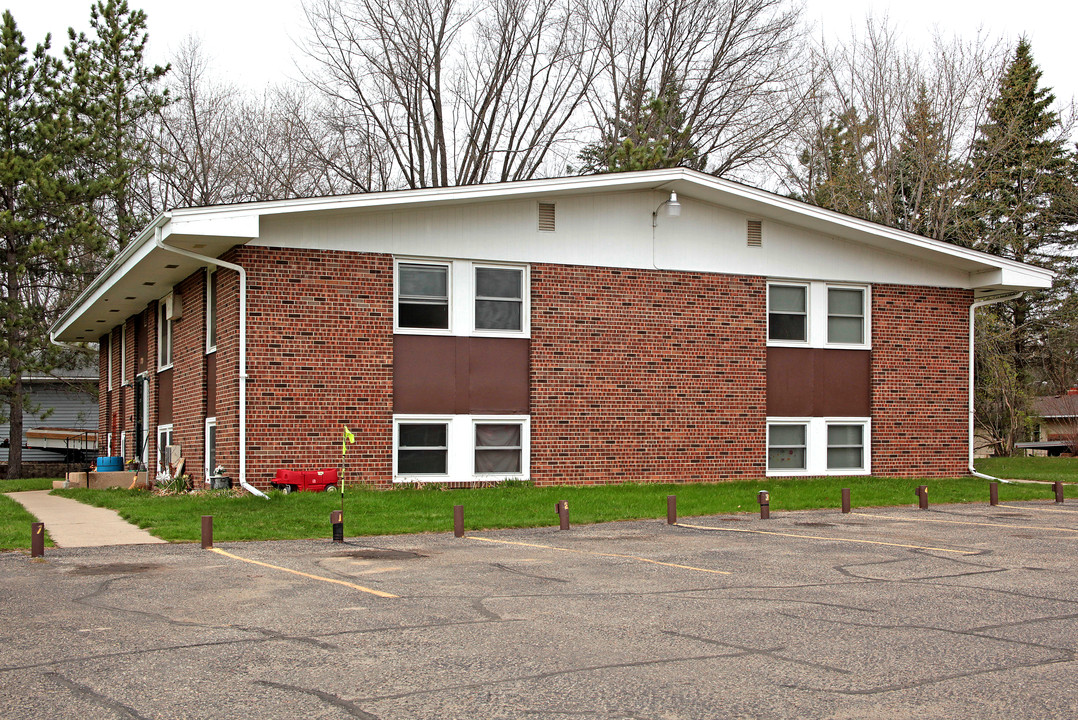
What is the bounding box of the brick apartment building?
[50,169,1053,490]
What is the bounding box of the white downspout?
[154,226,266,498]
[969,291,1024,482]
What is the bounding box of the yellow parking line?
[997,503,1078,515]
[209,548,398,598]
[465,535,731,575]
[853,511,1078,534]
[676,522,976,555]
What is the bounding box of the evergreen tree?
[791,105,879,222]
[960,39,1078,453]
[0,12,106,478]
[890,84,952,239]
[575,85,702,174]
[66,0,167,249]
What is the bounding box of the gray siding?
[0,381,98,462]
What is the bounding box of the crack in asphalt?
[354,651,757,702]
[490,561,570,583]
[43,671,152,720]
[257,679,381,719]
[661,630,852,675]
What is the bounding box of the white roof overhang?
[51,168,1054,343]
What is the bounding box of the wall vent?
[747,219,762,247]
[538,202,556,232]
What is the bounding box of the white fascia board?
[166,213,259,239]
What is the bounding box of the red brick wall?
[221,247,395,489]
[871,284,971,477]
[529,264,768,484]
[168,271,208,483]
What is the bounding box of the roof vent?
[538,202,555,232]
[747,220,762,247]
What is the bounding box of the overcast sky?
[5,0,1076,107]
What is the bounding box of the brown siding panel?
[767,348,871,417]
[394,335,530,415]
[206,351,217,417]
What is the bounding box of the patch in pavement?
[70,563,162,576]
[332,549,423,560]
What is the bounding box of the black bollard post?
[331,510,344,543]
[201,515,213,549]
[1054,482,1064,504]
[841,488,851,514]
[558,501,570,530]
[989,482,999,507]
[453,505,464,538]
[30,522,44,558]
[916,486,928,510]
[667,495,677,525]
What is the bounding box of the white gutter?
[153,225,266,499]
[968,292,1025,482]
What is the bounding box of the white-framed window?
[767,423,807,471]
[767,281,870,349]
[120,323,126,384]
[107,330,113,391]
[394,258,529,337]
[396,261,451,331]
[158,295,174,370]
[156,424,174,477]
[767,417,870,476]
[205,417,217,478]
[396,419,450,475]
[767,283,808,343]
[206,269,217,353]
[474,265,524,333]
[474,421,523,474]
[119,430,126,459]
[394,414,530,482]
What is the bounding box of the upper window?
[107,330,113,391]
[395,259,528,337]
[398,263,450,330]
[475,267,523,332]
[768,284,807,342]
[158,298,173,369]
[120,324,126,384]
[827,287,865,345]
[767,281,869,349]
[206,269,217,353]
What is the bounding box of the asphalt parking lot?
[2,501,1077,720]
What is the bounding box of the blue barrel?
[97,456,124,471]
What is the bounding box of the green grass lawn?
[39,474,1076,545]
[975,456,1078,482]
[0,480,58,550]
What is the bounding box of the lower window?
[397,423,449,475]
[767,417,869,475]
[156,424,174,477]
[394,415,528,481]
[205,417,217,478]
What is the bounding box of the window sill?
[157,364,174,373]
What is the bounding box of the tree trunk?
[7,373,22,479]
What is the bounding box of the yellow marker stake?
[466,535,730,575]
[209,548,398,598]
[677,522,977,555]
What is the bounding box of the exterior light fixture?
[652,191,682,227]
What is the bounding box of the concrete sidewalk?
[4,490,167,547]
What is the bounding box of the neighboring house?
[49,169,1054,490]
[1035,389,1078,447]
[0,364,98,468]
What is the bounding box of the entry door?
[134,374,149,466]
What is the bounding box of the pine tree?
[66,0,167,250]
[575,85,702,174]
[890,84,952,239]
[960,39,1078,453]
[791,106,878,222]
[0,12,106,478]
